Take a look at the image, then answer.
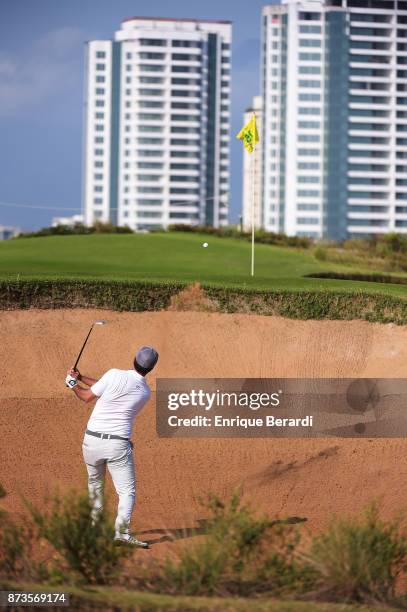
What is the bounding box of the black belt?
[85,429,130,442]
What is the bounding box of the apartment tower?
[83,17,231,229]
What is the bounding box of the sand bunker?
[1,309,407,550]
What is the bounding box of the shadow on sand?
[139,516,307,547]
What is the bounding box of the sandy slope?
[1,309,407,550]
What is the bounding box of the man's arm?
[67,369,97,403]
[77,373,98,387]
[72,384,97,404]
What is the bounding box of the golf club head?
[93,320,107,326]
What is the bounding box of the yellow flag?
[236,113,259,154]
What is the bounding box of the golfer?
[66,346,159,548]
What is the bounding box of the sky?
[0,0,277,231]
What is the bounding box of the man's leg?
[82,441,106,519]
[107,443,136,538]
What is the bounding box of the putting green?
[0,232,406,297]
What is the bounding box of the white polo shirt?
[87,369,151,438]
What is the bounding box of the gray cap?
[135,346,159,370]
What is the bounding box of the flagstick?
[251,143,256,277]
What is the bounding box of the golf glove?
[65,374,78,389]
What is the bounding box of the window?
[138,113,164,121]
[94,173,103,180]
[299,53,321,61]
[298,203,319,210]
[170,163,200,170]
[139,64,164,72]
[170,175,198,182]
[138,162,164,169]
[94,137,104,143]
[171,78,200,85]
[94,186,103,192]
[172,90,200,97]
[170,150,200,158]
[95,112,104,119]
[169,212,199,219]
[138,150,164,157]
[96,51,106,58]
[137,174,161,181]
[139,125,163,132]
[138,100,164,108]
[137,199,163,205]
[138,187,163,193]
[138,89,164,96]
[299,93,321,102]
[299,107,320,115]
[299,79,321,88]
[171,139,199,145]
[94,149,104,155]
[140,76,164,84]
[171,126,200,134]
[95,161,104,168]
[96,76,105,83]
[172,54,199,61]
[299,39,322,47]
[298,176,320,183]
[126,52,132,59]
[140,39,166,46]
[95,63,105,71]
[297,217,319,224]
[298,120,320,129]
[297,189,320,197]
[94,197,103,204]
[172,40,201,48]
[170,188,200,194]
[139,52,165,60]
[298,162,320,170]
[95,100,104,107]
[299,65,321,74]
[299,12,320,21]
[171,114,197,122]
[299,25,321,34]
[171,102,201,109]
[172,65,201,73]
[137,138,164,145]
[299,134,320,142]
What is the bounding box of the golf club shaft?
[73,326,94,371]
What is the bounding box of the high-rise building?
[83,17,231,230]
[260,0,407,239]
[242,96,263,231]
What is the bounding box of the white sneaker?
[114,534,149,549]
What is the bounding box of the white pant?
[82,433,136,537]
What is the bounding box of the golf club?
[73,320,107,371]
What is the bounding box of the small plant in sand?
[167,282,218,313]
[302,502,407,605]
[27,490,132,585]
[0,484,35,579]
[146,490,312,597]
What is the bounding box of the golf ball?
[203,242,208,248]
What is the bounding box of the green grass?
[0,581,395,611]
[0,233,406,298]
